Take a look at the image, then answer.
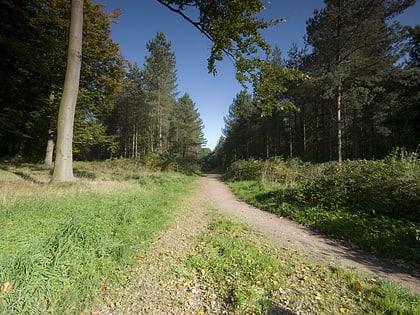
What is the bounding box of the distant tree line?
[210,0,419,168]
[0,1,205,162]
[109,32,206,160]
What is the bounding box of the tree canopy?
[213,0,419,167]
[1,0,418,175]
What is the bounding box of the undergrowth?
[225,149,420,265]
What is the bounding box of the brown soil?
[97,174,419,314]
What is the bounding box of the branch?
[155,0,235,61]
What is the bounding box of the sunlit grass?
[181,217,420,314]
[0,161,195,314]
[228,180,420,264]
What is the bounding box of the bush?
[225,151,420,221]
[225,160,265,181]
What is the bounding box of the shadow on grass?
[73,169,96,180]
[251,190,420,293]
[266,306,297,315]
[254,187,420,264]
[12,171,44,184]
[0,162,53,184]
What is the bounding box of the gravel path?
[97,174,419,314]
[204,174,420,295]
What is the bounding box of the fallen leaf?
[354,280,361,290]
[184,279,193,286]
[1,281,12,293]
[133,255,145,261]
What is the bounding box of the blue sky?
[98,0,419,150]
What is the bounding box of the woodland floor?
[97,174,420,314]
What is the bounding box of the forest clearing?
[0,159,419,314]
[1,0,419,313]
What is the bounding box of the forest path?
[203,174,420,295]
[98,174,419,314]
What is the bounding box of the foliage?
[226,157,311,184]
[112,34,205,163]
[225,159,265,181]
[170,93,206,158]
[182,217,420,314]
[0,161,195,314]
[214,1,419,164]
[0,0,125,161]
[157,0,279,74]
[225,150,420,264]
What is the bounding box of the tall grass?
[0,161,195,314]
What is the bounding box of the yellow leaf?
[1,281,12,293]
[354,281,361,290]
[340,307,348,313]
[315,292,323,300]
[184,279,193,286]
[198,310,204,315]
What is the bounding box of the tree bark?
[337,81,343,163]
[44,91,56,166]
[44,135,55,166]
[51,0,83,183]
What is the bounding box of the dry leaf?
[1,281,12,293]
[354,280,361,290]
[133,255,145,261]
[315,292,323,300]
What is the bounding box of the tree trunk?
[289,109,293,158]
[302,104,307,156]
[337,81,343,163]
[44,136,55,166]
[51,0,83,183]
[44,91,56,166]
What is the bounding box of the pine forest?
[0,0,418,168]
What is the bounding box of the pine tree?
[170,93,205,158]
[305,0,415,161]
[143,32,177,154]
[112,63,148,158]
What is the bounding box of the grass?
[1,159,419,314]
[0,161,196,314]
[181,216,420,314]
[227,180,420,265]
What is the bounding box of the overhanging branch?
[156,0,236,62]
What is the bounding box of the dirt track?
[203,174,420,295]
[98,174,419,314]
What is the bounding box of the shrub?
[225,159,265,181]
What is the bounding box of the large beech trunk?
[51,0,83,183]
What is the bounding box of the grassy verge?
[181,216,420,314]
[223,154,420,265]
[227,180,420,265]
[0,161,195,314]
